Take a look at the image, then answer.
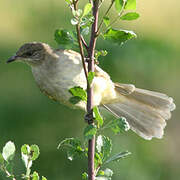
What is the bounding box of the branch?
[2,167,16,180]
[89,0,93,4]
[97,0,114,35]
[86,1,99,180]
[88,0,99,66]
[73,1,99,180]
[106,1,126,29]
[73,0,88,80]
[81,35,88,51]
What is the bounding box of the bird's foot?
[84,112,94,124]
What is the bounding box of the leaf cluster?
[65,83,131,179]
[58,133,131,179]
[55,0,139,55]
[0,142,47,180]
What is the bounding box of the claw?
[84,111,94,124]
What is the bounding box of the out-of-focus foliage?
[0,0,179,180]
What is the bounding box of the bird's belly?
[32,66,87,108]
[32,64,118,109]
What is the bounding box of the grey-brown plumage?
[7,42,176,140]
[104,85,175,140]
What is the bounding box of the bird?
[7,42,176,140]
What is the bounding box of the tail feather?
[103,83,175,140]
[130,88,175,111]
[115,83,175,111]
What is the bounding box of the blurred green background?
[0,0,180,179]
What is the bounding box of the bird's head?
[7,42,53,66]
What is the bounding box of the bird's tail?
[103,83,176,140]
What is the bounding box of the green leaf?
[115,0,136,12]
[125,0,136,10]
[103,168,113,177]
[54,29,78,49]
[115,0,123,12]
[82,3,92,17]
[72,9,83,17]
[96,135,112,162]
[21,145,32,169]
[120,12,140,20]
[94,152,102,169]
[81,27,90,35]
[0,153,4,164]
[58,138,82,149]
[71,18,79,25]
[96,168,113,179]
[88,71,95,86]
[32,171,39,180]
[103,17,110,27]
[105,151,131,164]
[99,50,108,57]
[82,172,88,180]
[96,169,113,179]
[21,144,29,155]
[77,9,83,16]
[5,162,14,176]
[30,145,40,161]
[42,176,47,180]
[69,86,87,101]
[21,144,40,162]
[2,141,15,161]
[69,96,82,104]
[95,50,108,60]
[96,135,103,153]
[97,170,105,176]
[58,138,84,161]
[80,15,94,28]
[84,125,97,140]
[66,148,82,161]
[103,28,137,45]
[93,106,103,127]
[0,153,4,167]
[110,117,130,134]
[65,0,71,5]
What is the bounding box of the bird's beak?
[6,55,18,63]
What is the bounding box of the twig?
[97,0,114,35]
[89,0,93,4]
[2,166,16,180]
[106,1,126,29]
[95,164,101,176]
[81,35,88,51]
[72,0,88,79]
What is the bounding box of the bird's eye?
[24,51,34,57]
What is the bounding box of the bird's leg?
[84,110,94,124]
[85,56,99,64]
[85,56,90,63]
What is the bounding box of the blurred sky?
[0,1,180,180]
